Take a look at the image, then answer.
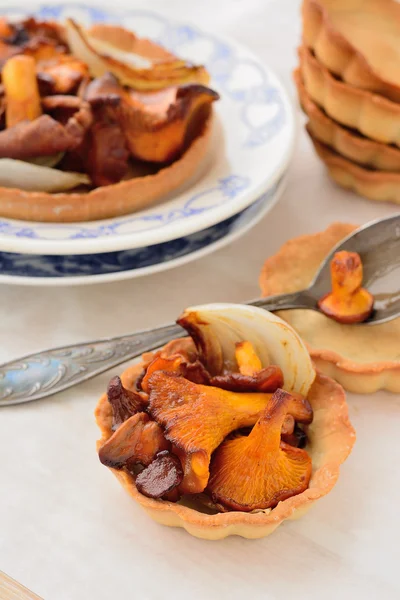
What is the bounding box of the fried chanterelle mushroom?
[318,251,374,324]
[207,389,312,512]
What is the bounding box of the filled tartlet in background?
[0,17,219,222]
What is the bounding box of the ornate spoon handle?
[0,323,182,406]
[0,292,317,406]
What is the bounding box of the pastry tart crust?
[299,45,400,147]
[95,347,355,540]
[302,0,400,103]
[260,223,400,392]
[309,134,400,206]
[294,69,400,172]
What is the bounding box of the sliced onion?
[65,19,209,90]
[178,303,316,397]
[27,152,65,168]
[89,38,152,70]
[0,159,90,192]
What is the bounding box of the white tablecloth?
[1,1,398,598]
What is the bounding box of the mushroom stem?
[3,55,42,127]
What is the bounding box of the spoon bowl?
[310,213,400,325]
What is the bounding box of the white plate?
[0,173,287,286]
[0,3,295,255]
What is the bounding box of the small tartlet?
[308,134,400,205]
[294,68,400,172]
[302,0,400,103]
[260,223,400,393]
[95,306,355,540]
[298,45,400,147]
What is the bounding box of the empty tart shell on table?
[298,45,400,147]
[294,69,400,172]
[95,305,355,540]
[260,223,400,393]
[302,0,400,103]
[0,19,218,222]
[308,134,400,205]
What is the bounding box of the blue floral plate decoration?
[0,175,286,285]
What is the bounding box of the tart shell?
[302,0,400,103]
[309,133,400,206]
[299,45,400,147]
[95,351,355,540]
[294,69,400,172]
[260,223,400,392]
[0,112,213,222]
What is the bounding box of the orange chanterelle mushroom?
[207,388,312,511]
[318,251,374,324]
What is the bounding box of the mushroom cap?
[148,371,274,494]
[206,389,312,512]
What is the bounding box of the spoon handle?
[0,323,182,406]
[252,290,316,311]
[0,291,315,407]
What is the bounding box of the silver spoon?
[1,214,399,406]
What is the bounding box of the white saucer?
[0,4,295,256]
[0,173,287,286]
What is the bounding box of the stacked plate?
[297,0,400,206]
[0,3,295,286]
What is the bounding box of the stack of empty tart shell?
[296,0,400,205]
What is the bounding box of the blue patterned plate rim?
[0,3,295,256]
[0,174,287,286]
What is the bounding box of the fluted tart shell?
[302,0,400,103]
[95,342,355,540]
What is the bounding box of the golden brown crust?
[294,69,400,172]
[95,346,355,540]
[309,133,400,205]
[0,112,213,222]
[303,0,400,102]
[302,0,400,102]
[299,45,400,147]
[260,223,400,392]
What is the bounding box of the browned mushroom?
[206,389,312,511]
[0,114,84,159]
[107,375,148,431]
[135,451,183,499]
[148,371,275,494]
[99,412,169,469]
[84,72,218,163]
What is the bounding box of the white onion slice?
[89,37,152,69]
[65,18,118,81]
[27,152,65,168]
[0,159,90,192]
[65,19,208,90]
[180,303,316,396]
